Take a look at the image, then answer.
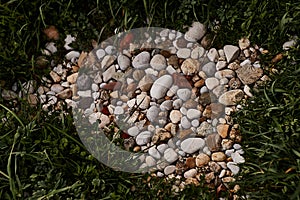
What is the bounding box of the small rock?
[164,165,176,175]
[132,51,150,69]
[184,169,197,178]
[228,78,242,89]
[202,62,216,77]
[206,133,221,151]
[170,110,182,123]
[185,157,196,168]
[50,71,61,83]
[157,144,169,154]
[176,48,191,59]
[191,46,205,59]
[227,162,240,175]
[127,126,139,137]
[102,65,116,82]
[181,116,191,129]
[205,77,219,90]
[57,88,72,99]
[114,106,124,115]
[138,74,155,92]
[150,75,173,99]
[150,54,167,70]
[221,139,234,150]
[117,54,131,70]
[216,61,227,70]
[207,48,219,62]
[136,93,150,109]
[77,73,92,90]
[149,146,161,160]
[236,65,263,85]
[224,45,240,63]
[146,156,156,167]
[160,100,173,111]
[196,153,210,167]
[101,55,115,69]
[217,124,230,138]
[67,73,78,84]
[77,90,92,97]
[147,106,160,122]
[177,88,192,101]
[65,51,80,60]
[243,85,253,97]
[283,37,298,50]
[185,22,206,42]
[186,109,201,120]
[211,152,227,162]
[214,69,235,79]
[239,38,250,50]
[181,58,200,75]
[164,148,178,163]
[231,152,245,164]
[136,131,152,145]
[181,138,205,154]
[218,89,244,106]
[51,84,64,93]
[27,94,38,105]
[1,89,17,100]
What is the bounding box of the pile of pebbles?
[4,22,296,194]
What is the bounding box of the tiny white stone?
[231,152,245,164]
[177,88,192,101]
[186,109,201,120]
[127,126,139,137]
[164,165,176,175]
[164,148,178,163]
[149,146,161,160]
[157,144,169,154]
[114,106,124,115]
[181,116,191,129]
[227,162,240,175]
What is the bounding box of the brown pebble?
[194,79,205,88]
[185,157,196,168]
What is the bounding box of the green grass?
[0,0,300,199]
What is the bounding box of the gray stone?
[231,152,245,164]
[283,37,298,50]
[160,100,173,111]
[181,116,191,129]
[147,106,160,122]
[132,51,150,69]
[96,49,105,59]
[51,84,64,93]
[205,77,219,90]
[150,75,173,99]
[177,88,192,101]
[164,165,176,175]
[150,54,167,70]
[227,162,240,175]
[216,61,227,70]
[65,51,80,60]
[176,48,191,59]
[146,156,156,167]
[186,109,201,120]
[224,45,240,63]
[136,131,152,145]
[77,73,92,90]
[184,22,206,42]
[157,144,169,154]
[101,55,115,69]
[218,89,244,106]
[164,148,178,163]
[138,74,155,92]
[117,54,131,70]
[202,62,216,77]
[184,168,197,178]
[236,65,263,85]
[180,138,205,154]
[149,146,161,160]
[127,126,139,137]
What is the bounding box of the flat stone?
[202,62,216,77]
[181,58,200,75]
[177,88,192,101]
[181,138,205,154]
[184,169,197,178]
[150,75,173,99]
[205,77,219,90]
[184,22,206,42]
[51,84,64,93]
[136,131,152,145]
[102,65,116,82]
[164,165,176,175]
[231,152,245,164]
[1,89,17,100]
[150,54,166,70]
[224,45,240,63]
[196,153,210,167]
[211,152,227,161]
[164,148,178,163]
[207,48,219,62]
[138,74,155,92]
[117,54,131,70]
[236,65,263,85]
[191,46,205,59]
[149,146,161,160]
[132,51,150,69]
[218,89,244,106]
[186,109,201,120]
[57,88,72,99]
[127,126,139,137]
[147,105,160,122]
[227,162,240,175]
[176,48,191,59]
[217,124,230,138]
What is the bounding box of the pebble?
[77,90,91,97]
[231,152,245,164]
[96,49,105,59]
[218,89,244,106]
[101,55,115,69]
[50,71,61,83]
[177,88,192,101]
[117,54,131,70]
[184,22,206,42]
[211,152,227,162]
[146,105,160,122]
[217,124,230,138]
[157,144,169,154]
[149,146,161,160]
[176,48,191,58]
[207,48,219,62]
[164,165,176,175]
[136,93,150,109]
[191,119,199,127]
[150,75,173,99]
[233,143,242,150]
[173,99,183,109]
[136,131,152,145]
[57,88,72,99]
[202,62,216,77]
[243,85,253,97]
[214,69,235,79]
[181,116,191,129]
[216,61,227,70]
[224,45,240,63]
[227,162,240,175]
[186,109,201,120]
[114,106,124,115]
[160,100,173,111]
[51,84,64,93]
[102,65,116,82]
[205,77,219,90]
[127,126,139,137]
[196,153,210,167]
[181,138,205,154]
[164,148,178,163]
[132,51,150,69]
[146,156,156,167]
[181,58,200,75]
[1,89,17,100]
[77,73,92,90]
[191,46,205,59]
[184,168,197,178]
[170,110,182,123]
[282,37,298,50]
[236,64,263,85]
[150,54,167,70]
[65,51,80,60]
[239,38,250,50]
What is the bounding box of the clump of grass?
[235,46,300,199]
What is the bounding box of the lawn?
[0,0,299,199]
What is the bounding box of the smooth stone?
[224,45,240,63]
[77,73,91,90]
[51,84,64,93]
[196,153,210,167]
[231,152,245,164]
[216,61,227,70]
[206,133,221,151]
[184,168,197,178]
[57,88,72,99]
[117,54,131,70]
[191,119,199,127]
[218,89,244,106]
[127,126,139,137]
[132,51,150,69]
[160,100,173,111]
[91,83,99,92]
[214,69,235,79]
[186,109,201,120]
[1,89,17,100]
[202,62,216,77]
[146,156,156,167]
[164,148,178,163]
[146,106,160,122]
[205,77,219,90]
[181,58,200,75]
[236,65,263,85]
[164,165,176,175]
[114,106,124,115]
[173,99,183,109]
[149,146,161,160]
[225,149,235,157]
[283,38,297,50]
[227,162,240,175]
[96,49,105,59]
[177,88,192,101]
[102,65,116,82]
[136,131,152,145]
[207,48,219,62]
[160,29,169,37]
[166,65,177,75]
[157,144,169,154]
[77,90,92,97]
[150,75,173,99]
[211,152,227,161]
[176,48,191,59]
[213,85,227,97]
[180,138,205,154]
[136,93,150,109]
[233,143,242,150]
[170,110,182,124]
[200,86,208,94]
[101,55,115,69]
[191,46,205,59]
[239,38,250,50]
[184,21,206,42]
[138,74,155,92]
[181,116,191,129]
[65,51,80,60]
[105,45,116,54]
[150,54,167,70]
